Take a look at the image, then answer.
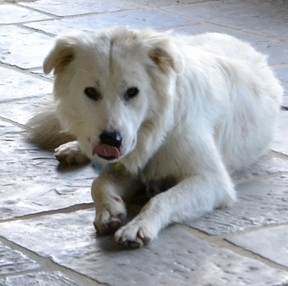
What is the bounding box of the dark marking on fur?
[146,176,177,198]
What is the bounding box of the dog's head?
[44,28,181,165]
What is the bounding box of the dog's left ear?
[148,37,182,74]
[43,34,78,75]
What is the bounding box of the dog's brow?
[109,39,114,77]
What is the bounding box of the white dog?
[28,28,283,248]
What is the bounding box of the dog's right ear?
[43,35,77,75]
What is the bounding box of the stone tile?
[0,4,50,24]
[0,95,48,124]
[275,68,288,83]
[165,1,288,38]
[0,119,21,136]
[275,69,288,107]
[29,68,53,80]
[0,66,51,102]
[187,153,288,235]
[1,209,288,286]
[283,97,288,108]
[0,241,39,275]
[0,26,53,69]
[227,225,288,268]
[273,110,288,155]
[176,23,288,66]
[0,131,95,220]
[210,4,288,39]
[0,272,79,286]
[129,0,209,8]
[0,88,95,220]
[21,0,139,17]
[25,9,192,35]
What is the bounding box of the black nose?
[99,130,122,148]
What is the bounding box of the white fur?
[29,28,283,248]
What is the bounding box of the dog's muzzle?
[93,130,122,160]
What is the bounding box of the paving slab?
[29,68,53,80]
[273,110,288,155]
[0,75,95,220]
[131,0,210,7]
[0,66,51,102]
[0,241,39,275]
[0,4,51,24]
[0,94,48,125]
[24,9,193,35]
[187,152,288,235]
[1,209,288,286]
[0,130,95,220]
[20,0,139,17]
[227,225,288,268]
[275,68,288,106]
[0,271,80,286]
[175,23,288,66]
[164,1,288,38]
[0,26,53,69]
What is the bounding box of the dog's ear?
[148,37,182,74]
[43,35,77,74]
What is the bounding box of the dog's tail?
[26,106,74,150]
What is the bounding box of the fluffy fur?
[28,28,283,248]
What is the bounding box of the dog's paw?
[55,141,89,165]
[95,197,127,235]
[114,218,157,249]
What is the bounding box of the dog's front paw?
[55,141,89,165]
[115,218,158,249]
[95,197,127,235]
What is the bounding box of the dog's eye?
[84,87,101,101]
[124,87,139,101]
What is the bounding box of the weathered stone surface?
[0,26,53,69]
[0,271,79,286]
[1,209,288,286]
[0,131,95,220]
[25,9,192,35]
[0,87,95,220]
[0,66,51,102]
[0,241,39,275]
[0,95,48,125]
[176,23,288,66]
[227,225,288,268]
[275,68,288,107]
[165,1,288,38]
[128,0,208,7]
[29,68,53,80]
[21,0,139,17]
[0,4,50,24]
[273,110,288,155]
[187,153,288,235]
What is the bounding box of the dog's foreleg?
[54,140,89,165]
[115,133,237,248]
[91,167,137,235]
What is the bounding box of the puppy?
[28,28,283,248]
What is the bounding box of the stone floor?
[0,0,288,285]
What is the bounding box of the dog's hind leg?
[26,106,75,150]
[115,131,236,248]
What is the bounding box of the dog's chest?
[143,176,178,197]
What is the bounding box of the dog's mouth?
[93,144,121,161]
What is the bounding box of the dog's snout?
[99,130,122,148]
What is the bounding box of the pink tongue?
[93,144,120,159]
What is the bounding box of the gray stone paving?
[0,0,288,285]
[0,272,80,286]
[0,241,39,275]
